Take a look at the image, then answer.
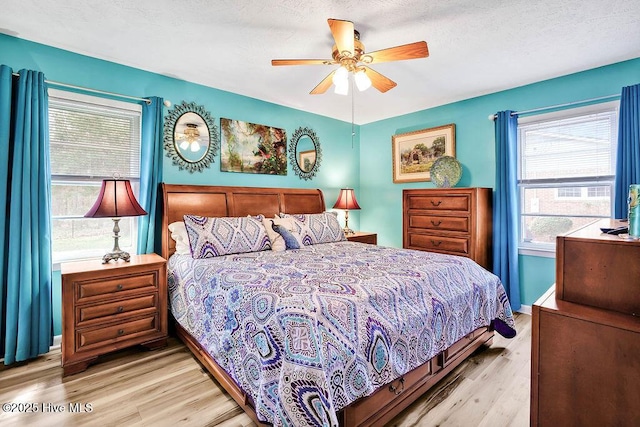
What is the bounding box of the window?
[49,89,142,263]
[518,102,618,253]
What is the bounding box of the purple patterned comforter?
[168,241,516,426]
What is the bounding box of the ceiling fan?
[271,18,429,95]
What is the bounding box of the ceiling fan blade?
[272,59,335,66]
[328,19,354,56]
[363,67,397,93]
[310,70,337,95]
[365,41,429,63]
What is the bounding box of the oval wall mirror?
[289,127,322,180]
[163,101,219,173]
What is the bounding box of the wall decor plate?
[430,155,462,188]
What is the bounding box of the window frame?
[517,101,618,257]
[48,89,142,266]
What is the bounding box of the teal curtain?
[0,66,53,364]
[614,83,640,219]
[137,97,164,254]
[493,110,521,311]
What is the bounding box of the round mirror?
[163,101,219,173]
[289,127,322,180]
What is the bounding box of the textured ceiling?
[1,0,639,124]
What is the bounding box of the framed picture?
[298,149,316,173]
[392,123,455,183]
[220,118,287,175]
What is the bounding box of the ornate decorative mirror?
[163,101,219,173]
[289,127,322,180]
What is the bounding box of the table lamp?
[333,188,361,235]
[85,179,147,263]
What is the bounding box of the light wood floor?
[0,313,530,427]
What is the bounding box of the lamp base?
[102,249,131,264]
[343,227,355,235]
[102,218,131,264]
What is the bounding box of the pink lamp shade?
[332,188,361,211]
[85,179,147,219]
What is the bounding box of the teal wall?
[359,57,640,306]
[0,34,360,336]
[2,32,640,335]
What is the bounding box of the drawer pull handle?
[430,200,442,206]
[431,240,442,247]
[431,220,442,226]
[117,306,124,313]
[389,377,405,395]
[117,329,124,336]
[116,284,123,291]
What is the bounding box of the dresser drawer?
[405,194,470,212]
[76,314,159,352]
[76,294,157,326]
[76,272,158,303]
[408,214,469,233]
[407,233,470,256]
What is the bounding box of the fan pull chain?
[351,77,355,149]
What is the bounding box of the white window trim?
[517,101,618,257]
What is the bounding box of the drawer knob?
[389,377,405,395]
[117,329,124,336]
[116,284,123,291]
[431,220,442,226]
[431,240,442,247]
[430,200,442,206]
[117,306,124,313]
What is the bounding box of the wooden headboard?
[161,183,326,259]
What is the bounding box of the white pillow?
[262,216,303,252]
[168,221,191,255]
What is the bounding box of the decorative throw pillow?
[262,217,286,252]
[280,212,346,245]
[168,221,191,255]
[271,223,302,249]
[183,214,271,258]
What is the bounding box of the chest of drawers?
[61,253,167,375]
[403,188,492,270]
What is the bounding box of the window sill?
[518,247,556,258]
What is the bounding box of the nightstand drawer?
[76,294,157,326]
[346,232,377,245]
[76,314,159,352]
[406,233,469,256]
[408,215,469,233]
[76,272,158,302]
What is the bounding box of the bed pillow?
[280,211,346,245]
[267,216,305,250]
[168,221,191,255]
[183,214,271,258]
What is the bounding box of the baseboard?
[517,305,532,315]
[51,334,62,351]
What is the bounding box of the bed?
[161,183,516,427]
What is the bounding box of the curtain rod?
[488,93,620,121]
[11,72,151,104]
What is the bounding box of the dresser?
[346,231,377,245]
[402,187,492,270]
[531,219,640,426]
[61,253,167,376]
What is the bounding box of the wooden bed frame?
[161,183,494,427]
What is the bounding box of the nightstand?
[61,253,167,376]
[346,231,377,245]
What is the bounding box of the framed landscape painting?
[220,118,287,175]
[392,123,455,183]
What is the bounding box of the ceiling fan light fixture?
[332,66,349,85]
[334,81,349,95]
[179,140,190,150]
[354,69,371,91]
[190,141,201,152]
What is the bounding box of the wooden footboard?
[173,317,493,427]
